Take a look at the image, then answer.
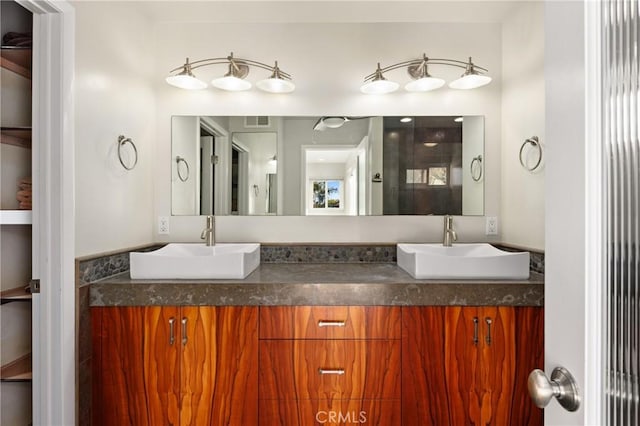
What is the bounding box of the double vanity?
[88,238,543,426]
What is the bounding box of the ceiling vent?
[244,116,270,128]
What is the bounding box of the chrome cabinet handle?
[318,320,346,327]
[181,317,188,346]
[168,317,175,346]
[318,368,345,375]
[485,317,492,345]
[528,367,580,411]
[472,317,479,345]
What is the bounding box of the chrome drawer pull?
[472,317,479,346]
[169,317,176,346]
[318,368,345,375]
[181,317,188,346]
[318,320,346,327]
[485,317,492,346]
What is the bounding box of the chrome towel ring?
[176,156,190,182]
[470,155,483,182]
[117,135,138,171]
[519,136,543,172]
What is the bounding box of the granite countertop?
[90,263,544,307]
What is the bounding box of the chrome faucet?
[443,215,457,247]
[201,215,215,246]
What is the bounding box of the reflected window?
[406,167,448,186]
[311,179,343,209]
[428,167,447,185]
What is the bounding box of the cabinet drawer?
[259,306,401,339]
[259,339,400,400]
[259,399,400,426]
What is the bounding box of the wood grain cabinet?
[258,306,402,426]
[402,306,544,426]
[91,306,258,426]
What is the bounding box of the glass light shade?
[360,79,399,95]
[165,74,207,90]
[449,74,492,90]
[211,76,252,91]
[404,76,445,92]
[256,77,295,93]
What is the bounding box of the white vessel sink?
[130,243,260,279]
[397,243,530,280]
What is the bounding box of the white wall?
[154,21,502,243]
[501,2,545,250]
[74,2,156,256]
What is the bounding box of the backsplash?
[76,242,545,284]
[261,244,397,264]
[76,244,162,284]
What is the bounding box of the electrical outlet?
[158,216,170,235]
[486,216,498,236]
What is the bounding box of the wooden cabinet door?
[180,306,258,426]
[402,306,483,425]
[92,306,181,426]
[475,307,543,426]
[402,306,543,426]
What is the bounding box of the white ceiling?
[125,1,531,24]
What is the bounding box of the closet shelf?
[0,286,32,304]
[1,127,31,148]
[0,47,31,79]
[0,353,32,382]
[0,210,32,225]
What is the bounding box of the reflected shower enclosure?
[383,116,484,215]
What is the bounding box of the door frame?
[17,0,75,424]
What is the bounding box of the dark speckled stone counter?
[90,263,544,307]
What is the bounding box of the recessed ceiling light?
[400,117,412,123]
[423,142,438,148]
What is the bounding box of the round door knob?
[528,367,580,412]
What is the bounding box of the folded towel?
[17,190,31,201]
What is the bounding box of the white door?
[544,1,638,425]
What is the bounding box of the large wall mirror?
[171,116,484,216]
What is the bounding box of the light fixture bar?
[361,53,491,94]
[166,52,294,93]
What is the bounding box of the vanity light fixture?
[454,116,464,123]
[166,53,295,93]
[400,117,413,123]
[361,54,491,94]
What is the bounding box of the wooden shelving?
[1,126,31,148]
[0,210,32,225]
[0,47,31,79]
[1,286,32,304]
[0,353,32,382]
